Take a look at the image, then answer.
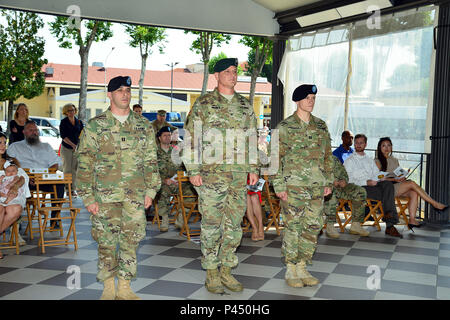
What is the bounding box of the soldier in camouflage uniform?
[155,126,196,232]
[273,84,333,288]
[324,155,369,238]
[183,58,259,294]
[151,110,177,138]
[76,76,161,300]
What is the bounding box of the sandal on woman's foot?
[251,231,259,241]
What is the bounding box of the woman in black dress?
[9,103,29,144]
[59,103,84,196]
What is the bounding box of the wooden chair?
[175,171,201,240]
[34,173,80,253]
[395,196,410,228]
[24,168,57,240]
[362,198,384,231]
[260,174,282,235]
[0,220,20,255]
[335,199,353,232]
[151,200,161,228]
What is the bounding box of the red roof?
[42,63,272,94]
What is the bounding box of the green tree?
[239,36,272,105]
[49,17,113,121]
[248,49,272,82]
[185,31,231,95]
[0,10,47,129]
[124,25,167,106]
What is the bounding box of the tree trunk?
[139,53,147,106]
[79,48,89,122]
[201,61,209,95]
[6,100,14,136]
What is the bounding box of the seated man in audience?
[151,110,177,138]
[8,121,64,228]
[155,126,195,232]
[132,104,143,116]
[332,130,354,164]
[324,155,369,238]
[343,133,402,238]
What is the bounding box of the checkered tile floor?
[1,197,450,300]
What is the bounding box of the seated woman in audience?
[375,137,447,229]
[0,133,30,259]
[246,174,264,241]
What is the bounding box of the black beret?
[157,126,172,137]
[292,84,318,102]
[108,76,132,92]
[214,58,238,73]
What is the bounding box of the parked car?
[39,126,62,152]
[29,116,61,136]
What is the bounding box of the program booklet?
[375,166,409,181]
[247,178,266,192]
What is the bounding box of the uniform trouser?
[281,186,324,265]
[157,183,196,228]
[61,145,78,191]
[156,184,179,228]
[194,171,247,270]
[90,201,146,282]
[363,180,398,227]
[324,183,367,223]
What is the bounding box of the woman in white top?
[0,133,30,259]
[375,137,447,229]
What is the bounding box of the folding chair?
[395,196,410,228]
[261,174,282,235]
[362,198,384,231]
[24,168,57,240]
[175,171,201,240]
[34,173,80,253]
[335,199,353,233]
[151,200,161,228]
[0,219,20,255]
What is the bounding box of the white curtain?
[278,6,436,163]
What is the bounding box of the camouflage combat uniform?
[156,143,196,229]
[184,88,258,270]
[273,113,333,265]
[151,119,177,137]
[324,156,367,224]
[76,108,161,282]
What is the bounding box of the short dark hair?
[354,134,367,143]
[342,130,353,138]
[132,104,142,110]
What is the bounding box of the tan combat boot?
[296,260,320,286]
[326,224,340,239]
[115,278,141,300]
[349,222,370,236]
[100,277,116,300]
[220,266,243,292]
[205,268,225,294]
[285,263,304,288]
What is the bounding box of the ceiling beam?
[275,0,446,36]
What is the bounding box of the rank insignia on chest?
[211,105,220,109]
[122,137,126,142]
